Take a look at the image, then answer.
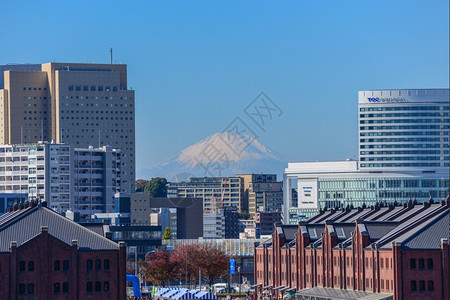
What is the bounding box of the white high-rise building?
[358,89,449,171]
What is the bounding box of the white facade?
[358,89,449,171]
[0,142,121,219]
[203,210,225,239]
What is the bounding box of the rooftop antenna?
[110,47,113,64]
[98,129,101,148]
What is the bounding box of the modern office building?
[358,89,448,171]
[238,174,283,217]
[284,89,449,223]
[0,62,135,193]
[0,142,121,220]
[168,177,244,211]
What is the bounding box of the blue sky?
[1,1,449,179]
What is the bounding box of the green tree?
[144,177,168,197]
[162,227,171,240]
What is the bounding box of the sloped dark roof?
[0,205,119,252]
[397,210,449,249]
[365,223,399,241]
[377,203,449,249]
[282,225,298,241]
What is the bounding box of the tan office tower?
[0,63,135,193]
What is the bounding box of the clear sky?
[1,0,449,179]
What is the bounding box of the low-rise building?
[254,197,450,300]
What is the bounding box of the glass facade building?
[358,89,449,170]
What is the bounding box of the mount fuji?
[139,132,288,181]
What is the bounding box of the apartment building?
[168,177,244,211]
[0,62,135,193]
[0,142,120,220]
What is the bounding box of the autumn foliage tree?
[145,244,227,288]
[170,244,228,288]
[145,249,175,286]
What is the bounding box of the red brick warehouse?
[0,201,127,300]
[254,198,450,300]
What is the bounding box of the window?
[428,281,434,291]
[87,282,93,293]
[419,280,425,291]
[410,258,416,269]
[63,282,69,293]
[19,261,26,272]
[54,283,60,294]
[19,284,25,295]
[427,258,433,269]
[87,259,93,270]
[104,259,110,270]
[28,284,34,295]
[104,281,110,292]
[54,260,60,271]
[95,281,101,292]
[411,280,417,291]
[28,261,34,272]
[63,260,69,271]
[418,258,425,269]
[95,259,101,270]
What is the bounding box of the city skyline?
[0,1,448,179]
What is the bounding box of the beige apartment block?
[0,63,135,193]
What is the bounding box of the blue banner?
[230,259,235,274]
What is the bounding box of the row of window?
[61,102,132,107]
[54,282,69,294]
[360,125,449,130]
[360,137,448,143]
[60,110,133,114]
[410,258,433,270]
[18,283,34,295]
[360,163,448,167]
[411,280,434,292]
[68,85,123,93]
[360,112,448,118]
[23,87,47,91]
[361,157,448,162]
[87,259,110,270]
[360,119,449,124]
[61,116,133,121]
[361,150,448,155]
[360,144,448,149]
[86,281,110,293]
[360,106,449,112]
[360,131,447,137]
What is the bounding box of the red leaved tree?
[170,244,227,288]
[145,249,175,286]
